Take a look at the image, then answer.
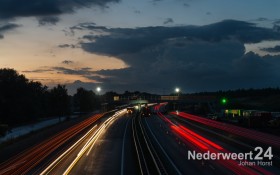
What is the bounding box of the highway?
[66,110,138,175]
[0,104,279,175]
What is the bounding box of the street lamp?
[175,88,180,94]
[96,87,101,95]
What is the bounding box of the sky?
[0,0,280,94]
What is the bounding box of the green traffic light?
[221,98,227,104]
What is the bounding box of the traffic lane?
[69,114,138,175]
[170,115,280,174]
[143,115,224,175]
[38,116,107,175]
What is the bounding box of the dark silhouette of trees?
[0,68,48,125]
[73,87,98,113]
[48,85,71,117]
[0,68,71,127]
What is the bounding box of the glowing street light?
[96,87,101,94]
[174,87,180,110]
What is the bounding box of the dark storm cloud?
[0,0,120,20]
[261,45,280,53]
[38,16,60,26]
[80,20,280,58]
[231,52,280,88]
[70,20,280,93]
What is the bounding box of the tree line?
[0,68,100,128]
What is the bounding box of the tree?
[0,68,48,125]
[73,87,98,112]
[48,85,70,118]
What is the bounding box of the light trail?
[63,109,126,175]
[178,125,223,150]
[172,112,280,148]
[170,125,209,150]
[0,113,104,175]
[153,105,273,175]
[39,125,98,175]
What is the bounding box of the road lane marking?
[121,118,130,175]
[144,118,183,175]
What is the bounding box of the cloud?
[80,20,280,58]
[38,16,60,26]
[24,66,94,76]
[53,67,94,75]
[0,23,20,31]
[183,3,190,7]
[62,60,74,64]
[273,25,280,32]
[0,0,120,20]
[72,20,280,93]
[274,20,280,25]
[0,23,20,39]
[84,75,111,83]
[163,18,174,25]
[261,45,280,53]
[58,44,76,48]
[256,17,269,21]
[68,22,109,37]
[22,67,54,73]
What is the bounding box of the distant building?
[160,96,179,101]
[223,109,272,127]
